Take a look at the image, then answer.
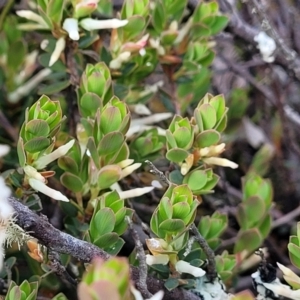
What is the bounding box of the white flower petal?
[16,10,49,28]
[203,157,238,169]
[146,254,169,266]
[109,51,131,69]
[118,186,154,199]
[63,18,80,41]
[80,18,128,31]
[49,37,66,67]
[24,165,46,182]
[175,260,206,277]
[29,178,69,202]
[0,145,10,157]
[120,163,141,179]
[34,140,75,170]
[8,68,52,103]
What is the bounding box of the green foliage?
[234,174,273,254]
[198,211,228,250]
[77,257,132,300]
[288,222,300,269]
[5,281,38,300]
[89,191,133,255]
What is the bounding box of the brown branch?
[8,197,201,300]
[190,224,217,282]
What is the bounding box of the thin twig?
[47,249,77,288]
[126,216,152,299]
[190,224,217,282]
[145,160,170,186]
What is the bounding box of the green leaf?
[17,138,26,167]
[288,243,300,269]
[79,93,102,117]
[60,173,83,193]
[159,219,185,233]
[90,208,116,239]
[58,156,79,174]
[234,229,262,254]
[164,278,179,291]
[172,202,190,219]
[25,120,50,138]
[166,148,189,163]
[152,0,166,33]
[38,80,70,95]
[93,232,119,248]
[7,40,26,71]
[24,137,51,153]
[199,104,216,129]
[237,196,266,229]
[209,16,229,35]
[98,132,125,155]
[183,170,207,191]
[97,165,122,190]
[47,0,64,24]
[195,130,220,148]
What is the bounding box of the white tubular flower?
[175,260,206,277]
[117,159,134,169]
[29,178,69,202]
[63,18,80,41]
[254,32,276,63]
[34,140,75,170]
[16,10,49,28]
[49,37,66,67]
[146,254,169,266]
[8,68,52,103]
[0,145,10,157]
[118,186,154,199]
[24,165,46,182]
[203,157,238,169]
[109,51,131,69]
[120,162,141,179]
[80,18,128,31]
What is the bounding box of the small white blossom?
[0,145,10,157]
[109,51,131,69]
[34,140,75,170]
[49,37,66,67]
[80,18,128,31]
[118,187,154,199]
[146,254,169,266]
[28,178,69,202]
[203,157,238,169]
[16,10,49,28]
[175,260,206,277]
[63,18,80,41]
[254,32,276,63]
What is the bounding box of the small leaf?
[97,165,122,189]
[25,120,50,138]
[159,219,185,233]
[164,278,179,291]
[90,208,116,239]
[166,148,189,163]
[60,173,83,193]
[24,137,51,153]
[195,130,220,148]
[234,229,262,254]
